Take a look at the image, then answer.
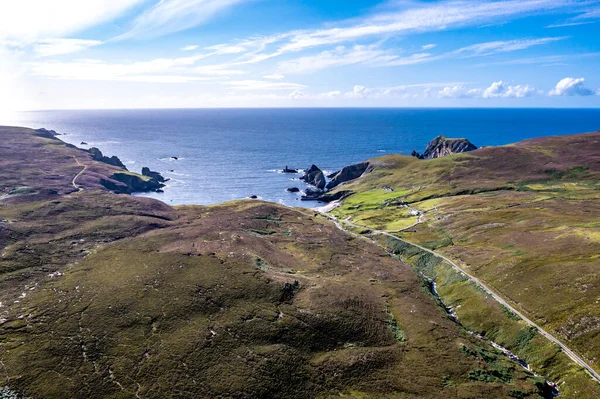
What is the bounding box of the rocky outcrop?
[282,166,298,173]
[300,165,326,190]
[301,189,352,202]
[89,147,127,169]
[412,136,477,160]
[33,128,59,139]
[142,167,167,183]
[326,161,370,190]
[101,172,164,194]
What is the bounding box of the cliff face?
[412,136,477,159]
[326,161,370,190]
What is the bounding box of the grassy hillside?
[0,127,551,398]
[328,131,600,397]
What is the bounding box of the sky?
[1,0,600,112]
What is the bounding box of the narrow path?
[71,156,87,191]
[322,211,600,384]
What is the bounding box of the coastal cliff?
[412,135,477,159]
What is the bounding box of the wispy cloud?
[27,55,244,82]
[278,37,565,74]
[116,0,250,40]
[547,5,600,27]
[451,37,566,57]
[34,38,103,57]
[181,45,199,51]
[475,52,600,66]
[222,80,306,91]
[205,0,580,68]
[0,0,145,43]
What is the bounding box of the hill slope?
[328,131,600,397]
[0,127,551,398]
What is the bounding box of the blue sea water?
[6,108,600,207]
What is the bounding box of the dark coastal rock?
[142,167,167,183]
[412,136,477,160]
[286,187,300,193]
[171,156,178,160]
[80,141,88,145]
[300,164,326,190]
[89,147,127,169]
[300,187,324,201]
[33,128,59,139]
[301,189,352,202]
[327,170,339,179]
[282,166,298,173]
[248,195,258,199]
[326,161,370,190]
[101,172,164,194]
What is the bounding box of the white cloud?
[117,0,250,40]
[475,52,600,67]
[438,85,481,99]
[452,37,566,57]
[0,0,144,43]
[27,56,244,82]
[223,80,306,91]
[263,74,285,80]
[272,0,572,54]
[482,81,536,98]
[317,90,342,98]
[439,81,537,99]
[33,38,103,57]
[345,85,371,98]
[288,90,305,100]
[277,45,388,74]
[181,45,198,51]
[549,77,596,96]
[203,0,579,69]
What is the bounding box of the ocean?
[6,108,600,207]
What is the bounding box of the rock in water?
[412,136,477,159]
[326,161,370,190]
[300,164,326,189]
[282,166,298,173]
[286,187,300,193]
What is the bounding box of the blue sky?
[1,0,600,111]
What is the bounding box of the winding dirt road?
[71,156,87,191]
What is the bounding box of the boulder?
[286,187,300,193]
[300,164,326,189]
[412,136,477,160]
[326,162,370,190]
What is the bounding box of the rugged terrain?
[327,131,600,397]
[0,126,554,398]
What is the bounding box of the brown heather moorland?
[0,126,554,398]
[329,130,600,397]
